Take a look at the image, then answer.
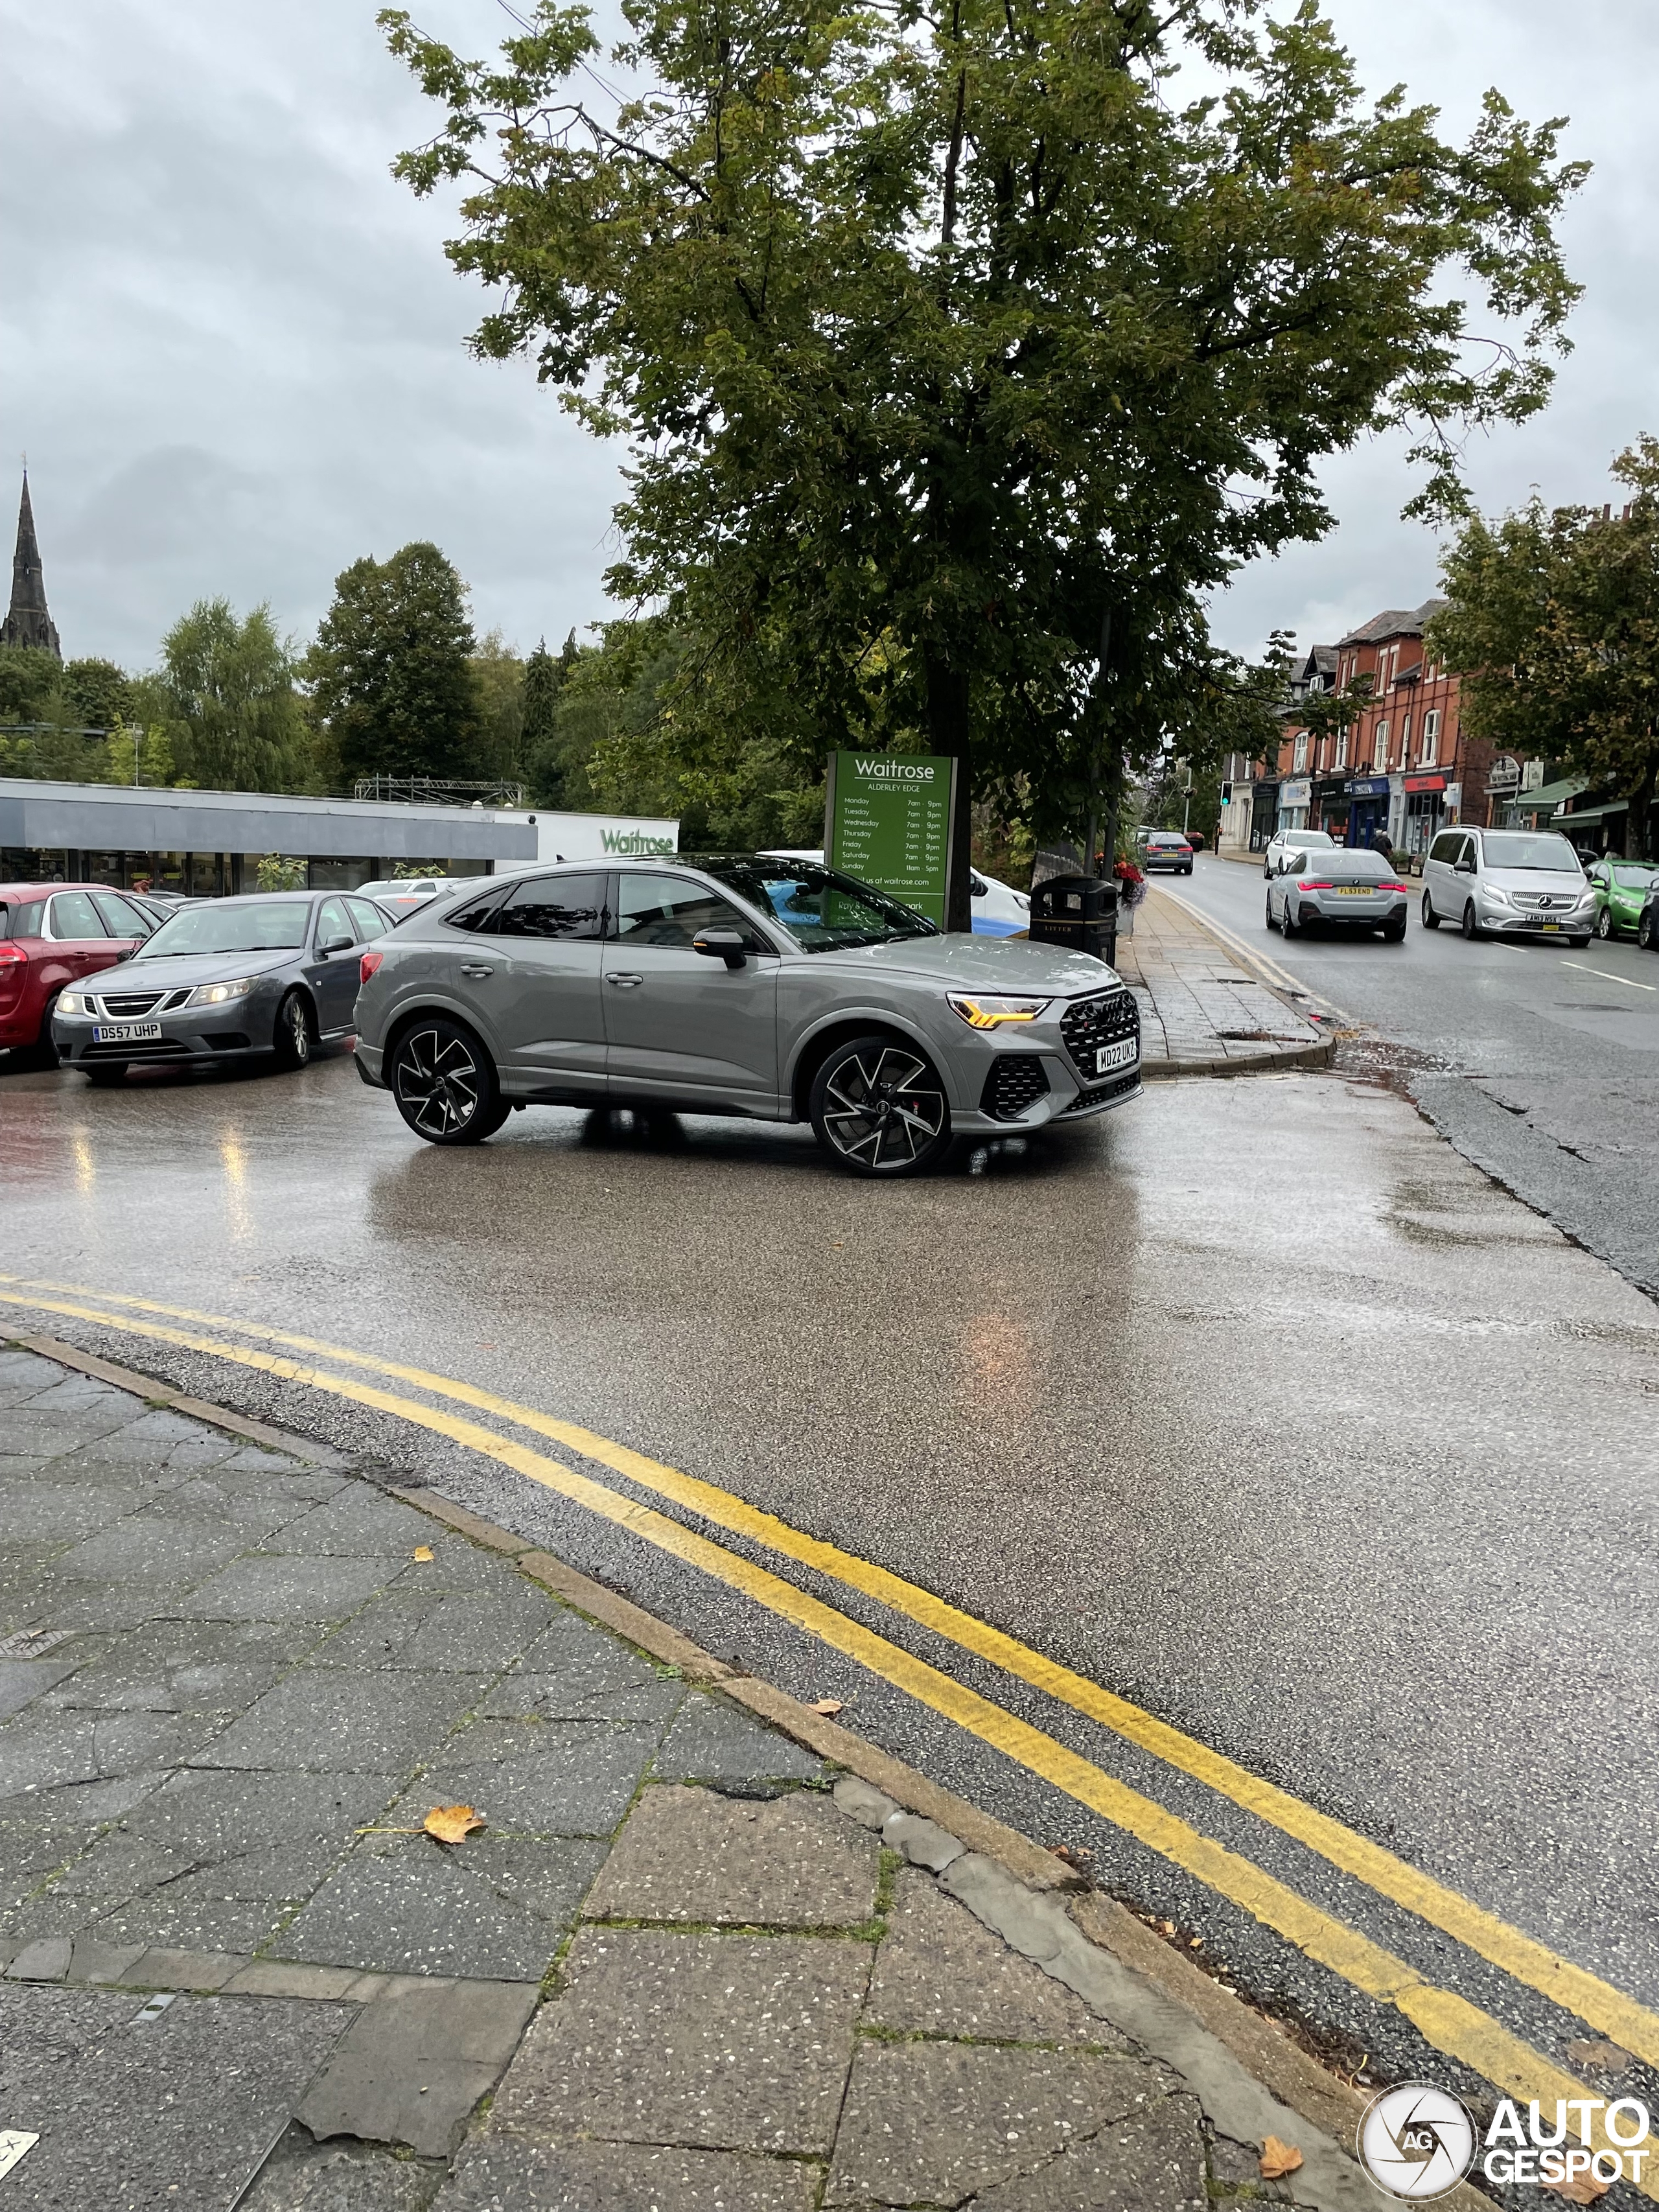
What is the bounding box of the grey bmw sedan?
[353,856,1141,1176]
[52,890,392,1084]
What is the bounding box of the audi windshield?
[686,856,940,953]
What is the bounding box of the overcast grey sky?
[2,0,1654,674]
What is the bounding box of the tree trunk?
[926,653,974,932]
[1625,749,1659,861]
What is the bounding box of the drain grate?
[0,1627,76,1660]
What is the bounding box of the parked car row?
[10,857,1140,1178]
[1262,826,1623,946]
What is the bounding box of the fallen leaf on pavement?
[1540,2174,1610,2203]
[424,1804,485,1845]
[1260,2137,1303,2181]
[412,1546,434,1562]
[809,1698,844,1716]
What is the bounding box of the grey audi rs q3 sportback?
[353,856,1141,1176]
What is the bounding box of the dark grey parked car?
[353,855,1142,1176]
[52,891,393,1084]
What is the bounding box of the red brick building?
[1275,601,1491,857]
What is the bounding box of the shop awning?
[1510,776,1588,816]
[1553,799,1625,827]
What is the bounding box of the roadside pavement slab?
[0,1705,224,1801]
[178,1552,412,1625]
[37,1616,323,1715]
[823,2040,1176,2207]
[0,1981,353,2212]
[296,1973,540,2157]
[436,2137,818,2211]
[382,1585,559,1675]
[4,1569,200,1633]
[388,1717,662,1835]
[271,1834,593,1981]
[0,1823,100,1907]
[868,1865,1124,2045]
[650,1692,826,1787]
[53,1513,300,1587]
[243,2128,447,2212]
[0,1476,155,1544]
[483,1663,684,1726]
[492,1926,872,2154]
[968,2093,1209,2211]
[199,1665,489,1771]
[586,1782,880,1927]
[0,1655,82,1723]
[268,1488,444,1557]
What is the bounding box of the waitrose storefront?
[0,779,541,892]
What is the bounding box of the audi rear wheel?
[391,1016,507,1145]
[810,1034,951,1178]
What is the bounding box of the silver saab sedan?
[352,856,1141,1176]
[51,891,393,1084]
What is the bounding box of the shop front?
[1344,775,1392,848]
[1400,771,1447,857]
[1312,776,1350,839]
[1248,778,1280,850]
[1277,777,1311,832]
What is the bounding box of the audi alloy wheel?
[391,1018,508,1145]
[810,1034,951,1178]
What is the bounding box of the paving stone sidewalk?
[0,1344,1375,2211]
[1115,890,1329,1074]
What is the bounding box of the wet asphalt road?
[3,1035,1658,2120]
[1178,854,1659,1298]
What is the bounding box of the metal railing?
[351,776,525,809]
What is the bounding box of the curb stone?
[3,1333,1483,2210]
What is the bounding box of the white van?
[1420,828,1595,943]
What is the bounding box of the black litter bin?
[1028,874,1119,965]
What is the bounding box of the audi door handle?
[460,964,494,979]
[607,973,644,988]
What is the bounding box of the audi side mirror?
[693,929,748,970]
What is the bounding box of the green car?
[1588,858,1659,939]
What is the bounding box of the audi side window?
[492,872,607,940]
[447,889,510,934]
[614,872,763,949]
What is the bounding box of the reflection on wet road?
[4,1044,1658,2122]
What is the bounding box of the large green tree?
[385,0,1583,924]
[1430,440,1659,859]
[159,600,312,791]
[308,542,478,785]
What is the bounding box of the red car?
[0,884,163,1058]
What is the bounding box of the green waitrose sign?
[825,750,956,927]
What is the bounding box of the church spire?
[1,471,62,659]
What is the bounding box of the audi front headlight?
[186,976,257,1007]
[947,993,1051,1029]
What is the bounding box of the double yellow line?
[3,1270,1653,2181]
